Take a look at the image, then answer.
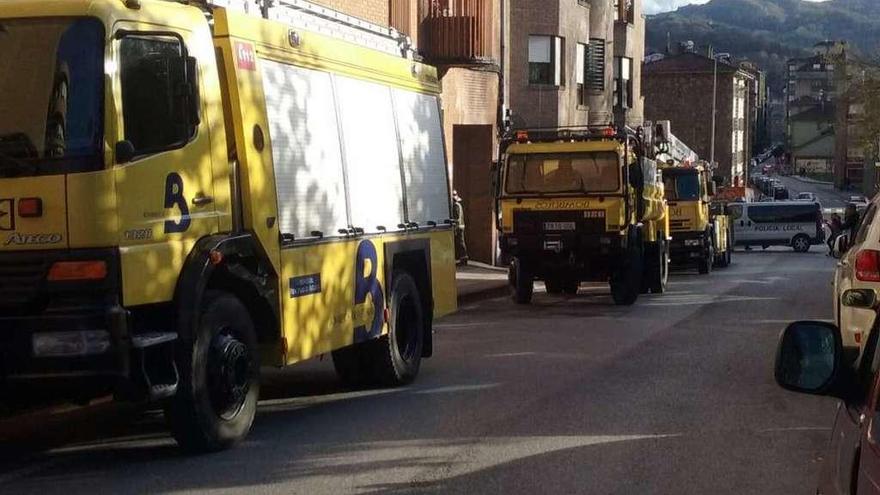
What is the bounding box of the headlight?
[684,239,702,247]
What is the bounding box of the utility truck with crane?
[656,122,732,274]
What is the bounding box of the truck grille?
[514,210,606,235]
[670,220,691,231]
[0,256,48,310]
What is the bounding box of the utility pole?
[710,52,718,167]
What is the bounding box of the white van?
[728,201,824,252]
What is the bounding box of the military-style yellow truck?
[0,0,457,451]
[495,126,669,306]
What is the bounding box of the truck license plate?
[544,222,576,231]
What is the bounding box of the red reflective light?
[602,127,616,137]
[18,198,42,218]
[855,250,880,282]
[516,131,529,143]
[47,261,108,282]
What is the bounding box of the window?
[748,204,819,224]
[0,17,105,177]
[586,38,605,91]
[506,152,620,194]
[614,56,632,109]
[120,35,194,155]
[727,204,743,221]
[528,35,562,86]
[663,173,700,201]
[576,42,587,104]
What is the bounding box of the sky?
[643,0,829,15]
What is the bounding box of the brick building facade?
[310,0,390,26]
[505,0,644,130]
[643,53,754,186]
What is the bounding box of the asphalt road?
[0,249,841,494]
[775,175,853,209]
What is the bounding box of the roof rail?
[193,0,414,58]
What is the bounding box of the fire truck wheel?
[611,246,643,306]
[166,291,259,453]
[369,272,424,386]
[509,258,533,304]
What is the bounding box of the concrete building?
[785,51,838,180]
[504,0,645,129]
[642,52,755,186]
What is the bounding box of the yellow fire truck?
[495,126,670,306]
[0,0,457,451]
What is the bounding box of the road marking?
[485,352,536,358]
[414,383,501,395]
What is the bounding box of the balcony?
[419,0,495,64]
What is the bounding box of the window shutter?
[587,38,605,91]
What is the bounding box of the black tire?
[369,272,425,386]
[642,240,669,294]
[611,244,643,306]
[562,278,579,295]
[792,234,811,253]
[333,272,425,387]
[698,241,714,275]
[166,291,259,453]
[544,278,563,295]
[509,258,533,304]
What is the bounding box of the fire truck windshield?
[0,17,104,177]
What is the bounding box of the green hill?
[646,0,880,90]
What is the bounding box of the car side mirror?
[842,289,878,309]
[775,321,842,395]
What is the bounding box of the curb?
[457,283,509,306]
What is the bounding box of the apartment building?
[504,0,645,129]
[643,53,755,186]
[785,52,838,180]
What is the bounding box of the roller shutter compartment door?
[393,89,450,226]
[261,60,349,240]
[334,75,406,233]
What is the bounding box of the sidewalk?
[456,261,509,305]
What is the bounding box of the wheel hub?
[207,332,251,419]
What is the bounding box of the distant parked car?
[773,186,790,200]
[796,192,818,202]
[851,196,870,211]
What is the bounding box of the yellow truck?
[0,0,457,451]
[661,162,732,273]
[495,127,670,306]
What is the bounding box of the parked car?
[729,201,824,252]
[796,192,818,202]
[773,186,790,200]
[775,315,880,494]
[834,196,880,354]
[851,195,870,207]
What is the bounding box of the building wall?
[507,0,593,128]
[587,0,613,124]
[309,0,390,26]
[643,71,741,185]
[613,0,645,126]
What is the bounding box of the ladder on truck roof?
[193,0,414,58]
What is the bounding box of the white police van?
[728,201,824,252]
